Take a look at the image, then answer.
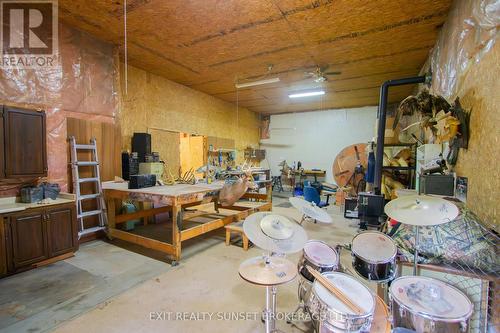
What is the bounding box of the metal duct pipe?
[373,75,429,194]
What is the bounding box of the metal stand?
[413,225,420,275]
[264,286,278,333]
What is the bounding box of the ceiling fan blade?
[319,65,330,73]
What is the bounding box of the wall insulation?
[119,65,260,165]
[426,0,499,225]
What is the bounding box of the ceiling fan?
[304,65,341,82]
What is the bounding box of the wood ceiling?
[59,0,452,114]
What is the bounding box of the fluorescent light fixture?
[289,90,325,98]
[235,77,280,89]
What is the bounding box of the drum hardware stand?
[413,225,420,276]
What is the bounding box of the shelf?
[380,143,417,147]
[382,166,415,170]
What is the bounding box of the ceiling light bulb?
[288,90,325,98]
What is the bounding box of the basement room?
[0,1,499,332]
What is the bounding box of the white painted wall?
[261,106,377,184]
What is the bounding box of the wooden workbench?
[102,181,271,264]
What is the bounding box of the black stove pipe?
[373,75,428,195]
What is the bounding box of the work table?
[0,193,75,215]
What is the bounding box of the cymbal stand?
[413,225,420,275]
[261,254,284,333]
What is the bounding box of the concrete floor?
[1,196,372,333]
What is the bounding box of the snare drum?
[351,231,397,282]
[298,240,340,302]
[389,276,473,333]
[307,272,375,332]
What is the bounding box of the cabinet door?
[46,204,77,257]
[0,106,4,179]
[3,106,47,178]
[10,211,48,269]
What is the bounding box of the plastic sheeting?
[0,24,118,194]
[429,0,500,98]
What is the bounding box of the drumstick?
[306,267,363,315]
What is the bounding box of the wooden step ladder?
[69,136,107,238]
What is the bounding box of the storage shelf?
[382,166,415,170]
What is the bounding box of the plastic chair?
[303,186,328,207]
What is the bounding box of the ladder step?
[78,210,103,218]
[79,177,99,183]
[75,144,96,150]
[79,193,101,200]
[79,226,106,237]
[75,161,98,166]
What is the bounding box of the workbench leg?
[106,198,116,240]
[243,235,249,251]
[225,230,231,246]
[171,204,182,264]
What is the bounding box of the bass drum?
[307,272,375,332]
[351,231,397,282]
[390,276,473,333]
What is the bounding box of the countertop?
[0,193,76,215]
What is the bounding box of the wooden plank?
[114,205,171,224]
[242,192,269,201]
[108,228,176,255]
[33,252,74,268]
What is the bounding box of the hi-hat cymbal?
[239,256,297,286]
[260,214,294,240]
[289,197,332,223]
[243,212,308,254]
[385,195,459,226]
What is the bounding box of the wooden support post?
[171,203,182,262]
[106,196,116,230]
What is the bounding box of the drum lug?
[460,321,467,332]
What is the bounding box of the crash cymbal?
[289,197,332,223]
[385,195,459,226]
[260,214,294,240]
[289,197,309,212]
[244,212,308,254]
[302,205,333,223]
[239,256,297,286]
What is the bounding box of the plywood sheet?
[58,0,452,114]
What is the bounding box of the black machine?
[132,132,152,163]
[129,174,156,189]
[121,151,139,181]
[358,192,385,230]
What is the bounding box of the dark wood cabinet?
[0,112,4,180]
[1,105,47,178]
[46,205,78,257]
[3,203,78,274]
[10,211,48,269]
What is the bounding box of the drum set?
[238,194,473,333]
